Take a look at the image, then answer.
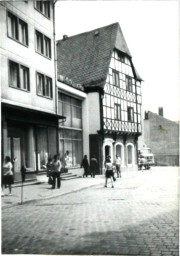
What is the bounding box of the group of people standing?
[81,154,122,188]
[81,155,98,178]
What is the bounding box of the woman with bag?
[104,155,114,188]
[2,156,14,196]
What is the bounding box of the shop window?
[35,30,51,58]
[112,69,120,87]
[37,127,48,170]
[127,107,134,122]
[36,72,52,99]
[9,60,30,91]
[35,1,50,18]
[59,129,82,168]
[114,104,121,120]
[7,11,28,46]
[126,75,133,92]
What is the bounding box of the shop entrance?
[7,126,22,181]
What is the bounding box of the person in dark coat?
[81,155,89,178]
[90,155,97,178]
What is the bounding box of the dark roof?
[56,22,142,89]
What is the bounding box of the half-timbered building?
[57,22,142,174]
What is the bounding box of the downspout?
[99,88,104,174]
[53,1,59,154]
[134,79,139,165]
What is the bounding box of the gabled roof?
[56,22,142,89]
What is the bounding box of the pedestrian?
[52,155,61,189]
[81,155,89,178]
[90,155,97,178]
[115,155,121,178]
[104,155,114,188]
[46,157,53,186]
[2,156,14,196]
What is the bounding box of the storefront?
[58,92,83,169]
[2,103,62,182]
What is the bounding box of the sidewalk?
[1,169,139,208]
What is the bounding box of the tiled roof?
[56,22,142,89]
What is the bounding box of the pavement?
[1,166,179,255]
[1,168,137,208]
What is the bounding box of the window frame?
[34,0,51,19]
[114,103,121,120]
[126,75,133,92]
[112,69,120,87]
[35,29,51,59]
[7,11,28,47]
[58,92,82,129]
[36,72,53,99]
[127,107,134,122]
[8,59,30,92]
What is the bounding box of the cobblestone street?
[2,167,179,255]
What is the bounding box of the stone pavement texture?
[1,169,135,208]
[1,167,179,256]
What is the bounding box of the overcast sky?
[55,1,179,122]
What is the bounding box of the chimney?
[63,35,68,40]
[158,107,163,117]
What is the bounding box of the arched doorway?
[126,143,134,165]
[105,145,111,160]
[115,143,124,166]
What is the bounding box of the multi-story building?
[141,109,179,166]
[56,23,143,174]
[0,1,63,181]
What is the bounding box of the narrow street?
[2,167,179,255]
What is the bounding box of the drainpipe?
[53,1,59,155]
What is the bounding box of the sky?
[55,1,179,121]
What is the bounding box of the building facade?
[0,1,62,181]
[142,110,179,166]
[56,23,143,174]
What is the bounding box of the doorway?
[105,145,111,160]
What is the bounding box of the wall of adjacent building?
[87,92,101,134]
[144,111,179,166]
[0,1,56,114]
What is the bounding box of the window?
[35,30,51,58]
[114,104,121,120]
[9,60,30,91]
[59,129,83,168]
[36,72,52,98]
[118,52,125,63]
[112,70,120,87]
[7,12,28,46]
[126,76,133,92]
[35,1,50,18]
[58,93,82,129]
[127,107,134,122]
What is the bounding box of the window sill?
[35,50,52,60]
[9,85,30,93]
[37,93,53,100]
[34,7,51,20]
[7,34,29,48]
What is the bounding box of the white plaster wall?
[0,1,56,113]
[87,92,101,134]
